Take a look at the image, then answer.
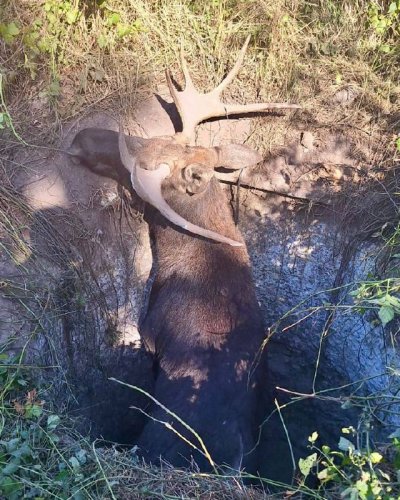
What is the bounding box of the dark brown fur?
[139,174,267,472]
[68,129,146,192]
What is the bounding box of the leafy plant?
[96,8,143,49]
[299,427,400,499]
[0,22,20,44]
[368,1,400,36]
[367,1,400,53]
[0,352,98,499]
[351,279,400,327]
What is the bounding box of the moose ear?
[214,144,262,170]
[182,164,214,195]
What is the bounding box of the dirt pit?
[1,93,399,483]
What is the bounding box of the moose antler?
[166,35,301,142]
[118,125,244,247]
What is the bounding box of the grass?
[0,0,400,498]
[0,1,398,147]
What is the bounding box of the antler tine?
[213,35,250,96]
[180,41,196,91]
[166,36,301,142]
[166,45,204,142]
[165,68,183,117]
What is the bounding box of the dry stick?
[255,372,390,452]
[130,404,208,459]
[276,372,390,401]
[234,168,244,226]
[274,399,296,485]
[109,378,218,474]
[218,176,328,205]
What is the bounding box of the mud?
[1,93,399,482]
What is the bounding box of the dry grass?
[100,452,269,499]
[0,1,398,151]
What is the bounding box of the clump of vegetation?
[299,426,400,499]
[0,351,97,499]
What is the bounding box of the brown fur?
[138,174,267,472]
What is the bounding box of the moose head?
[118,36,299,245]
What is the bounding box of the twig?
[109,378,218,474]
[274,399,296,485]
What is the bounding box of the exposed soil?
[1,88,399,483]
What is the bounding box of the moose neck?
[149,178,252,285]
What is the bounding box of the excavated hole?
[2,106,399,484]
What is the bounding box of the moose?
[69,37,299,472]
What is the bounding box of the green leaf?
[11,442,32,459]
[25,403,42,419]
[378,305,395,326]
[338,436,355,452]
[298,452,317,477]
[0,476,23,496]
[396,137,400,152]
[370,451,383,464]
[6,22,19,37]
[3,438,20,453]
[380,44,391,53]
[388,2,398,14]
[0,22,20,43]
[107,13,121,26]
[76,449,87,464]
[66,8,79,25]
[116,23,132,38]
[317,467,337,482]
[47,414,61,430]
[2,460,19,475]
[97,34,108,49]
[356,477,369,496]
[308,431,318,443]
[55,469,70,481]
[69,456,80,469]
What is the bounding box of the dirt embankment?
[0,82,399,482]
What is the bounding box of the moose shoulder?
[69,36,299,472]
